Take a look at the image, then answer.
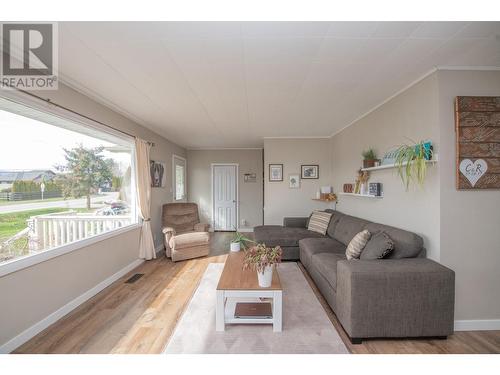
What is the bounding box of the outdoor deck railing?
[28,212,132,250]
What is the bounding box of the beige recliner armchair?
[162,203,210,262]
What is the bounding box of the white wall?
[187,149,263,230]
[0,83,186,351]
[437,70,500,321]
[264,138,334,224]
[330,74,441,260]
[329,69,500,324]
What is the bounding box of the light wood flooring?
[14,232,500,354]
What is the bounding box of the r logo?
[2,23,53,75]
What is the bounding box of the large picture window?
[0,95,137,269]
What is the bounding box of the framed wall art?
[150,160,166,188]
[455,96,500,190]
[269,164,283,182]
[289,174,300,189]
[301,164,319,179]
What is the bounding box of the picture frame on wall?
[289,174,300,189]
[301,164,319,179]
[269,164,283,182]
[150,160,167,188]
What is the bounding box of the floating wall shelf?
[338,192,383,199]
[360,155,439,172]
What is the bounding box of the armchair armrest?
[194,223,209,232]
[162,226,176,235]
[283,217,308,228]
[336,259,455,339]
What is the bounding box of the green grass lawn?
[0,207,93,242]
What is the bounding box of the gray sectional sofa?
[253,210,455,344]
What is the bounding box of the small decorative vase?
[257,265,273,288]
[230,242,241,252]
[361,182,369,195]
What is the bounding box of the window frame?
[0,90,140,278]
[172,154,187,202]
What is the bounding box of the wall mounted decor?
[301,164,319,179]
[269,164,283,182]
[455,96,500,189]
[343,183,353,193]
[150,160,166,188]
[244,173,256,183]
[289,174,300,189]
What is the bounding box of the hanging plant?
[394,140,433,190]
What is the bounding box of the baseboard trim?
[454,319,500,331]
[0,258,144,354]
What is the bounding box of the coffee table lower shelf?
[216,290,283,332]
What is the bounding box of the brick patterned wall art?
[455,96,500,189]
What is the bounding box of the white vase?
[257,265,273,288]
[230,242,240,252]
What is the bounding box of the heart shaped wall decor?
[459,159,488,187]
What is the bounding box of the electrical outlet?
[241,219,247,226]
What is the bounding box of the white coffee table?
[216,252,283,332]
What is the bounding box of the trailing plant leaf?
[394,140,433,190]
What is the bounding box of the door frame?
[211,163,239,231]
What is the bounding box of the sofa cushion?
[360,231,394,260]
[346,229,371,260]
[326,210,345,238]
[333,215,370,246]
[254,225,325,248]
[311,252,346,291]
[307,211,333,235]
[365,223,423,259]
[299,237,346,269]
[169,231,210,250]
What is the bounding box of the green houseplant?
[362,148,378,168]
[243,243,283,287]
[230,232,255,252]
[394,140,433,190]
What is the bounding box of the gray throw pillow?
[360,231,394,260]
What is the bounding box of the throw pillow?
[346,229,371,260]
[307,211,333,235]
[360,231,394,260]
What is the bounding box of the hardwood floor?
[14,233,500,354]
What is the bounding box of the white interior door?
[213,165,237,231]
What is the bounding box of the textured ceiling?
[57,22,500,148]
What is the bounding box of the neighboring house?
[0,170,57,188]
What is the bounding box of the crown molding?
[187,147,263,151]
[330,65,500,138]
[263,136,330,139]
[330,67,438,138]
[436,65,500,71]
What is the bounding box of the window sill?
[0,223,142,278]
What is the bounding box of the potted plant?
[394,140,434,190]
[230,232,254,252]
[362,148,378,168]
[243,243,283,287]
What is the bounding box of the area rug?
[163,262,349,354]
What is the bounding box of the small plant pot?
[363,159,378,168]
[257,265,273,288]
[230,242,241,252]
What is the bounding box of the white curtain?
[135,138,156,260]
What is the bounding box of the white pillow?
[346,230,371,260]
[307,211,333,235]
